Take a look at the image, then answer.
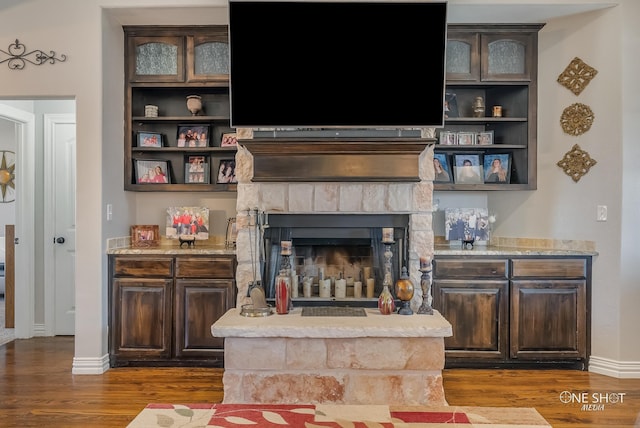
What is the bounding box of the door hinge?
[14,237,19,245]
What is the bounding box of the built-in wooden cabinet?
[436,24,543,191]
[432,254,591,369]
[109,254,236,367]
[124,26,236,192]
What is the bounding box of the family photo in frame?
[166,206,210,240]
[184,155,209,184]
[137,132,163,148]
[217,159,237,184]
[433,153,452,182]
[134,159,170,184]
[453,154,483,184]
[177,124,209,148]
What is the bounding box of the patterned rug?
[127,403,551,427]
[0,297,16,347]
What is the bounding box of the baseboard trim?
[588,356,640,378]
[72,353,110,375]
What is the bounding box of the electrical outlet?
[106,203,113,221]
[597,205,607,222]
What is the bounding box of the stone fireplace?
[232,132,437,311]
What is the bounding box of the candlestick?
[420,256,432,270]
[417,264,434,315]
[382,227,394,243]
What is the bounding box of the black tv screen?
[229,1,448,129]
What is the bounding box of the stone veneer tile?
[387,183,414,212]
[235,145,252,183]
[288,183,314,212]
[260,184,287,212]
[314,184,339,212]
[286,338,328,369]
[339,184,364,212]
[236,183,260,211]
[345,372,446,405]
[224,338,287,370]
[413,182,434,212]
[420,146,435,181]
[240,373,346,404]
[221,371,243,402]
[362,185,387,212]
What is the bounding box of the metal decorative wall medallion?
[0,150,16,203]
[556,144,597,183]
[560,103,595,136]
[0,39,67,70]
[557,57,598,96]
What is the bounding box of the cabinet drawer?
[511,258,586,278]
[175,256,235,278]
[112,257,173,277]
[434,259,507,279]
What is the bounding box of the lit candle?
[382,227,394,243]
[420,256,432,270]
[281,240,292,255]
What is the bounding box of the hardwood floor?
[1,337,639,427]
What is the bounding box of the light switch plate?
[597,205,607,222]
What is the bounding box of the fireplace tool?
[241,209,272,316]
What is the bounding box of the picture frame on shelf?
[221,132,238,147]
[177,124,210,148]
[483,153,511,184]
[433,152,452,183]
[444,92,458,118]
[131,224,160,248]
[184,155,210,184]
[136,131,163,148]
[134,159,171,184]
[476,130,494,145]
[166,206,210,240]
[439,131,457,145]
[217,159,237,184]
[457,132,475,146]
[453,154,483,184]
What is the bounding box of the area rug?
[127,403,551,427]
[0,297,15,347]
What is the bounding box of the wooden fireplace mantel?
[240,138,435,182]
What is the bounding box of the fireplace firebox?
[261,214,409,306]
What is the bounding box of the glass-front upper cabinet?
[481,33,535,81]
[187,30,229,82]
[127,36,184,82]
[445,32,479,82]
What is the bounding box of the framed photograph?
[131,224,160,248]
[166,206,210,240]
[439,131,457,146]
[444,92,458,118]
[217,159,237,184]
[453,154,483,184]
[433,153,452,183]
[476,130,494,145]
[184,155,210,184]
[221,132,238,147]
[134,159,171,184]
[177,124,210,148]
[444,208,490,244]
[483,153,511,184]
[225,217,237,248]
[457,132,475,146]
[137,132,163,148]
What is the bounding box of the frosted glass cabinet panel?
[481,34,534,81]
[187,32,230,82]
[445,33,479,81]
[127,36,184,82]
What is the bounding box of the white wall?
[0,0,637,376]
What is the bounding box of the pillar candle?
[303,277,312,297]
[366,278,375,298]
[319,279,331,298]
[363,266,372,280]
[280,240,292,255]
[335,278,347,298]
[291,274,299,298]
[354,281,363,298]
[382,227,394,243]
[420,256,432,270]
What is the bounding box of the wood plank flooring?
[1,336,639,427]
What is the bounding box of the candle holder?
[417,264,434,315]
[378,241,396,315]
[394,266,414,315]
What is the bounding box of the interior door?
[45,114,76,335]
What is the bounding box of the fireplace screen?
[261,214,409,306]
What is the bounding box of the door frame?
[0,103,35,338]
[43,113,76,335]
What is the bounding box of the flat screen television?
[228,1,448,130]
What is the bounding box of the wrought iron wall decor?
[0,39,67,70]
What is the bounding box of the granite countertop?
[434,244,598,257]
[108,243,235,256]
[211,307,452,339]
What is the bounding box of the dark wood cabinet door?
[445,32,480,81]
[174,279,235,359]
[510,279,587,360]
[433,279,508,359]
[480,33,535,81]
[127,36,184,83]
[110,278,173,361]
